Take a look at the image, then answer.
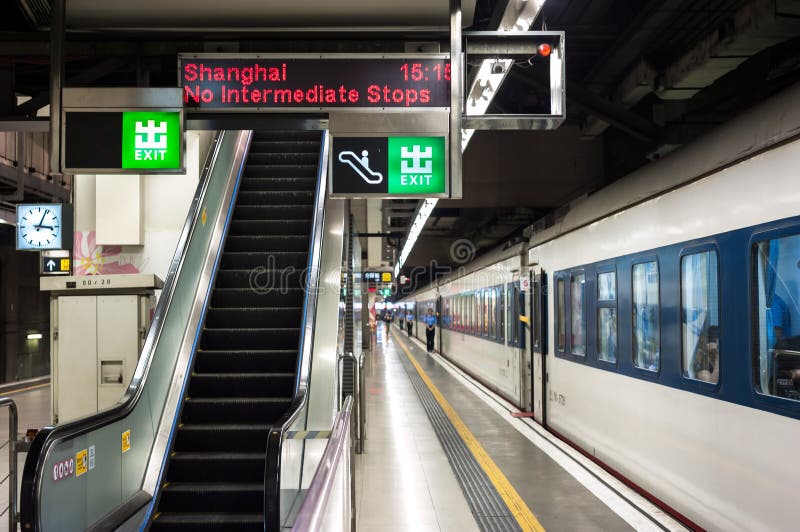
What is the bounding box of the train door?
[510,274,530,410]
[531,268,548,425]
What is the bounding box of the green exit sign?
[388,137,446,194]
[122,111,182,170]
[331,136,448,197]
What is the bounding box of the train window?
[557,278,566,351]
[681,251,720,383]
[597,271,617,363]
[483,290,489,336]
[570,272,586,356]
[632,261,660,372]
[753,233,800,400]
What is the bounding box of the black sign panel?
[41,255,71,276]
[332,137,389,194]
[179,56,450,110]
[64,112,123,170]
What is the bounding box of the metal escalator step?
[188,373,294,397]
[182,398,291,424]
[233,204,314,219]
[200,327,300,350]
[204,307,303,328]
[193,350,297,373]
[213,268,307,289]
[151,513,263,532]
[220,251,308,269]
[227,219,313,236]
[239,177,317,192]
[252,130,321,142]
[242,164,317,178]
[235,190,314,205]
[246,152,319,165]
[166,452,266,483]
[210,288,306,308]
[157,483,263,513]
[249,139,320,153]
[224,235,310,253]
[174,424,271,452]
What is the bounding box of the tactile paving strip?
[399,350,522,532]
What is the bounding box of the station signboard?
[330,136,447,197]
[61,88,184,174]
[178,54,450,111]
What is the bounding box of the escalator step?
[242,164,317,178]
[234,204,314,219]
[189,373,294,397]
[158,483,263,513]
[193,350,297,374]
[238,177,316,192]
[235,190,313,206]
[182,398,291,424]
[174,424,271,452]
[227,219,313,236]
[210,288,306,308]
[151,513,263,532]
[220,251,308,269]
[167,452,266,483]
[200,328,300,350]
[249,139,320,153]
[224,235,309,252]
[214,269,307,290]
[204,307,303,328]
[246,152,319,165]
[252,130,321,142]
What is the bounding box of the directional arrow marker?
[46,259,56,271]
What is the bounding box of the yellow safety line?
[0,382,49,396]
[392,333,545,532]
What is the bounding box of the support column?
[450,0,463,198]
[49,0,65,175]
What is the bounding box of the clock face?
[17,204,63,250]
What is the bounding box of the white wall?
[73,131,212,279]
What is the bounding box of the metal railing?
[293,396,354,532]
[0,398,18,532]
[337,352,365,454]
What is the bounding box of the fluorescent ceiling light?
[27,333,43,340]
[394,1,547,278]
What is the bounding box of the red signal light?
[538,43,552,57]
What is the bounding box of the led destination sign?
[178,55,450,110]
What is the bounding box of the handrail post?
[0,398,18,532]
[357,352,366,455]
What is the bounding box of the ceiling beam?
[509,69,661,143]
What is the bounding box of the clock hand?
[37,211,46,228]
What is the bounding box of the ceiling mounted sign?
[178,54,450,111]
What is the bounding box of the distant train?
[397,85,800,531]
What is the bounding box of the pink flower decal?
[73,231,140,276]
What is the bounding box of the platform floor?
[357,324,676,531]
[0,381,50,530]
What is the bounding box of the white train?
[397,84,800,531]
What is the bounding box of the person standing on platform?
[406,310,414,337]
[424,308,437,352]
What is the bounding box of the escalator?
[19,128,331,531]
[150,130,322,531]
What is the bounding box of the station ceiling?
[1,0,800,271]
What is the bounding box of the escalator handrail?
[20,131,227,529]
[264,129,330,529]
